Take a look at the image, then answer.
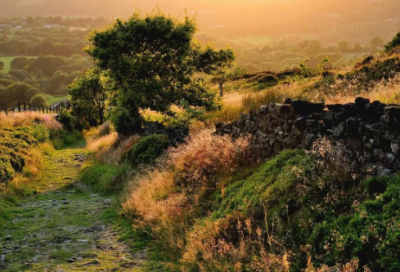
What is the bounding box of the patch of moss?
[0,127,38,183]
[214,149,317,219]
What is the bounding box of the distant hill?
[2,0,400,45]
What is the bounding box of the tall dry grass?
[7,147,45,195]
[96,135,141,164]
[323,73,400,104]
[86,132,119,153]
[86,130,141,165]
[122,130,249,257]
[182,214,290,272]
[0,112,62,130]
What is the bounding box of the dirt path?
[0,148,149,272]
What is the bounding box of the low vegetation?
[70,23,400,272]
[3,7,400,272]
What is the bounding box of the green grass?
[80,163,129,194]
[0,55,37,73]
[43,93,68,105]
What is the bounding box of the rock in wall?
[215,97,400,178]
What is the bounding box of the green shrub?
[385,31,400,53]
[31,124,49,143]
[257,74,279,87]
[126,134,169,166]
[30,93,48,107]
[57,108,77,131]
[309,175,400,271]
[50,129,84,149]
[81,164,129,194]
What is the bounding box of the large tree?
[69,69,110,125]
[86,12,233,135]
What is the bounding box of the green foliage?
[31,124,49,143]
[6,82,36,102]
[214,150,317,219]
[30,93,47,106]
[81,164,129,194]
[0,127,38,183]
[57,108,77,131]
[49,129,84,149]
[385,30,400,53]
[69,69,110,125]
[87,12,230,135]
[308,176,400,271]
[126,134,169,167]
[56,108,90,131]
[194,45,235,74]
[299,56,329,78]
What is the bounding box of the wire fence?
[0,101,70,115]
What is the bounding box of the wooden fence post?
[18,102,21,112]
[5,101,8,115]
[23,103,26,112]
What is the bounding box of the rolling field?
[44,94,68,105]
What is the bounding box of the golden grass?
[86,132,119,153]
[95,135,141,164]
[6,147,45,195]
[0,112,62,130]
[323,73,400,104]
[122,130,249,259]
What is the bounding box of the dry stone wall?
[215,97,400,178]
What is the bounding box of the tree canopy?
[69,69,110,125]
[86,12,234,135]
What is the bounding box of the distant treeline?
[0,16,109,28]
[0,55,93,105]
[0,16,110,56]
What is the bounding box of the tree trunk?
[219,75,225,97]
[99,110,104,124]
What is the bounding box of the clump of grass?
[86,132,119,153]
[122,130,249,259]
[81,163,129,194]
[0,112,62,130]
[95,135,141,165]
